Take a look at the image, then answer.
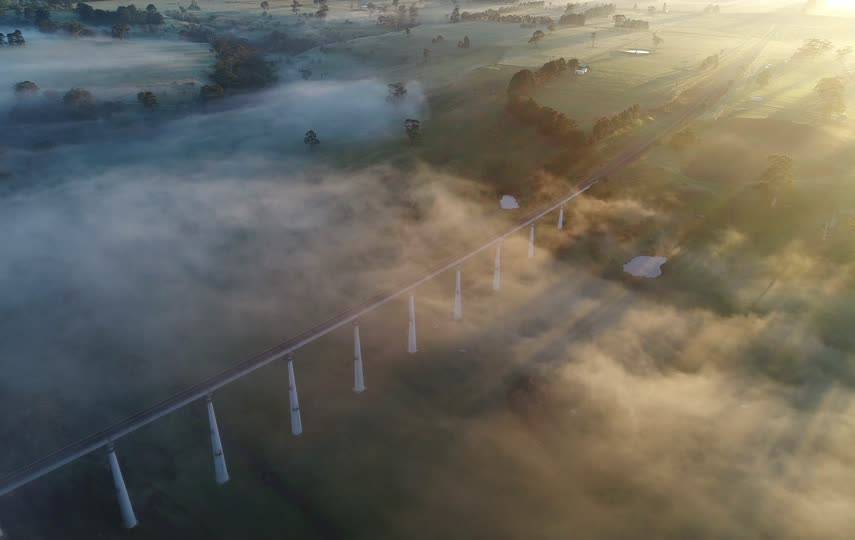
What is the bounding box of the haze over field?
[1,0,855,538]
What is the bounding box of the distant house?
[575,64,589,75]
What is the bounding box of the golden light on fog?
[826,0,855,9]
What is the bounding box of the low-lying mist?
[4,15,855,540]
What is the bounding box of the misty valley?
[1,0,855,538]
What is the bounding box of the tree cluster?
[703,4,720,13]
[24,8,97,36]
[0,29,25,46]
[376,3,417,29]
[590,104,641,143]
[76,3,165,26]
[792,38,833,60]
[211,37,277,89]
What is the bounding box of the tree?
[449,6,459,22]
[652,32,663,47]
[591,31,597,48]
[261,0,269,9]
[63,88,97,119]
[304,129,320,148]
[387,82,407,101]
[507,69,536,100]
[137,90,158,109]
[111,23,130,39]
[756,69,771,87]
[14,81,39,94]
[316,3,328,17]
[815,77,846,118]
[529,30,545,45]
[408,4,418,24]
[291,0,301,13]
[404,118,420,143]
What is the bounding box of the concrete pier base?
[206,395,230,485]
[407,294,418,353]
[492,242,502,292]
[453,269,463,321]
[353,324,366,393]
[107,443,138,529]
[528,224,536,258]
[287,355,303,436]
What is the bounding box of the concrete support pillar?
[287,355,303,436]
[492,241,502,292]
[528,224,536,258]
[558,205,566,230]
[206,394,230,485]
[353,324,366,393]
[407,294,418,354]
[453,268,463,321]
[107,443,138,529]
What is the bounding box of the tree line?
[76,3,165,26]
[506,58,643,150]
[590,104,641,143]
